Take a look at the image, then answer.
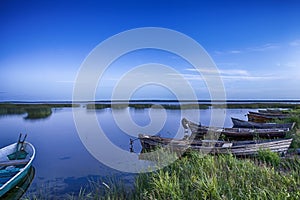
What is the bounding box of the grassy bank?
[64,152,300,200]
[133,153,300,200]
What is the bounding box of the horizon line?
[1,99,300,104]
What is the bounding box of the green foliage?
[0,103,79,120]
[134,153,300,200]
[257,149,281,167]
[290,130,300,149]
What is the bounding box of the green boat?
[0,134,35,197]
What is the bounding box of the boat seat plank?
[0,159,29,167]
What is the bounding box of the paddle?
[7,134,28,160]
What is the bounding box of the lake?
[0,103,258,198]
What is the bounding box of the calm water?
[0,104,257,198]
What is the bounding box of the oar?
[19,134,27,151]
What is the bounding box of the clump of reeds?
[0,103,79,119]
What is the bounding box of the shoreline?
[1,99,300,104]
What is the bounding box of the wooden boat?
[138,134,292,156]
[0,134,35,197]
[258,109,289,114]
[182,118,289,139]
[231,117,295,129]
[247,111,290,123]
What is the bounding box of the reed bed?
[0,103,79,119]
[86,103,209,110]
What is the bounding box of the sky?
[1,0,300,101]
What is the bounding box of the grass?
[271,110,300,149]
[134,152,300,200]
[60,153,300,200]
[257,149,281,167]
[0,103,79,119]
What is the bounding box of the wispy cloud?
[215,43,279,55]
[214,50,242,55]
[277,62,300,68]
[289,39,300,47]
[183,68,281,81]
[182,73,281,82]
[186,68,249,76]
[56,80,75,83]
[246,43,279,52]
[219,69,249,76]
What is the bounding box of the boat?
[138,134,292,157]
[182,118,290,139]
[231,117,295,129]
[0,134,35,198]
[258,109,289,114]
[1,166,35,200]
[247,111,290,123]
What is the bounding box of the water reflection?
[1,166,35,200]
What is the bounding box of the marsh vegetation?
[0,103,79,120]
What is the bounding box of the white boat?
[0,135,35,197]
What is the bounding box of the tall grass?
[57,153,300,200]
[134,153,300,200]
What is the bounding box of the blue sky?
[1,0,300,101]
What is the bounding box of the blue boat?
[0,135,35,197]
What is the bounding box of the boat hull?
[139,134,292,157]
[182,118,289,139]
[231,117,295,129]
[0,142,35,197]
[247,111,289,123]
